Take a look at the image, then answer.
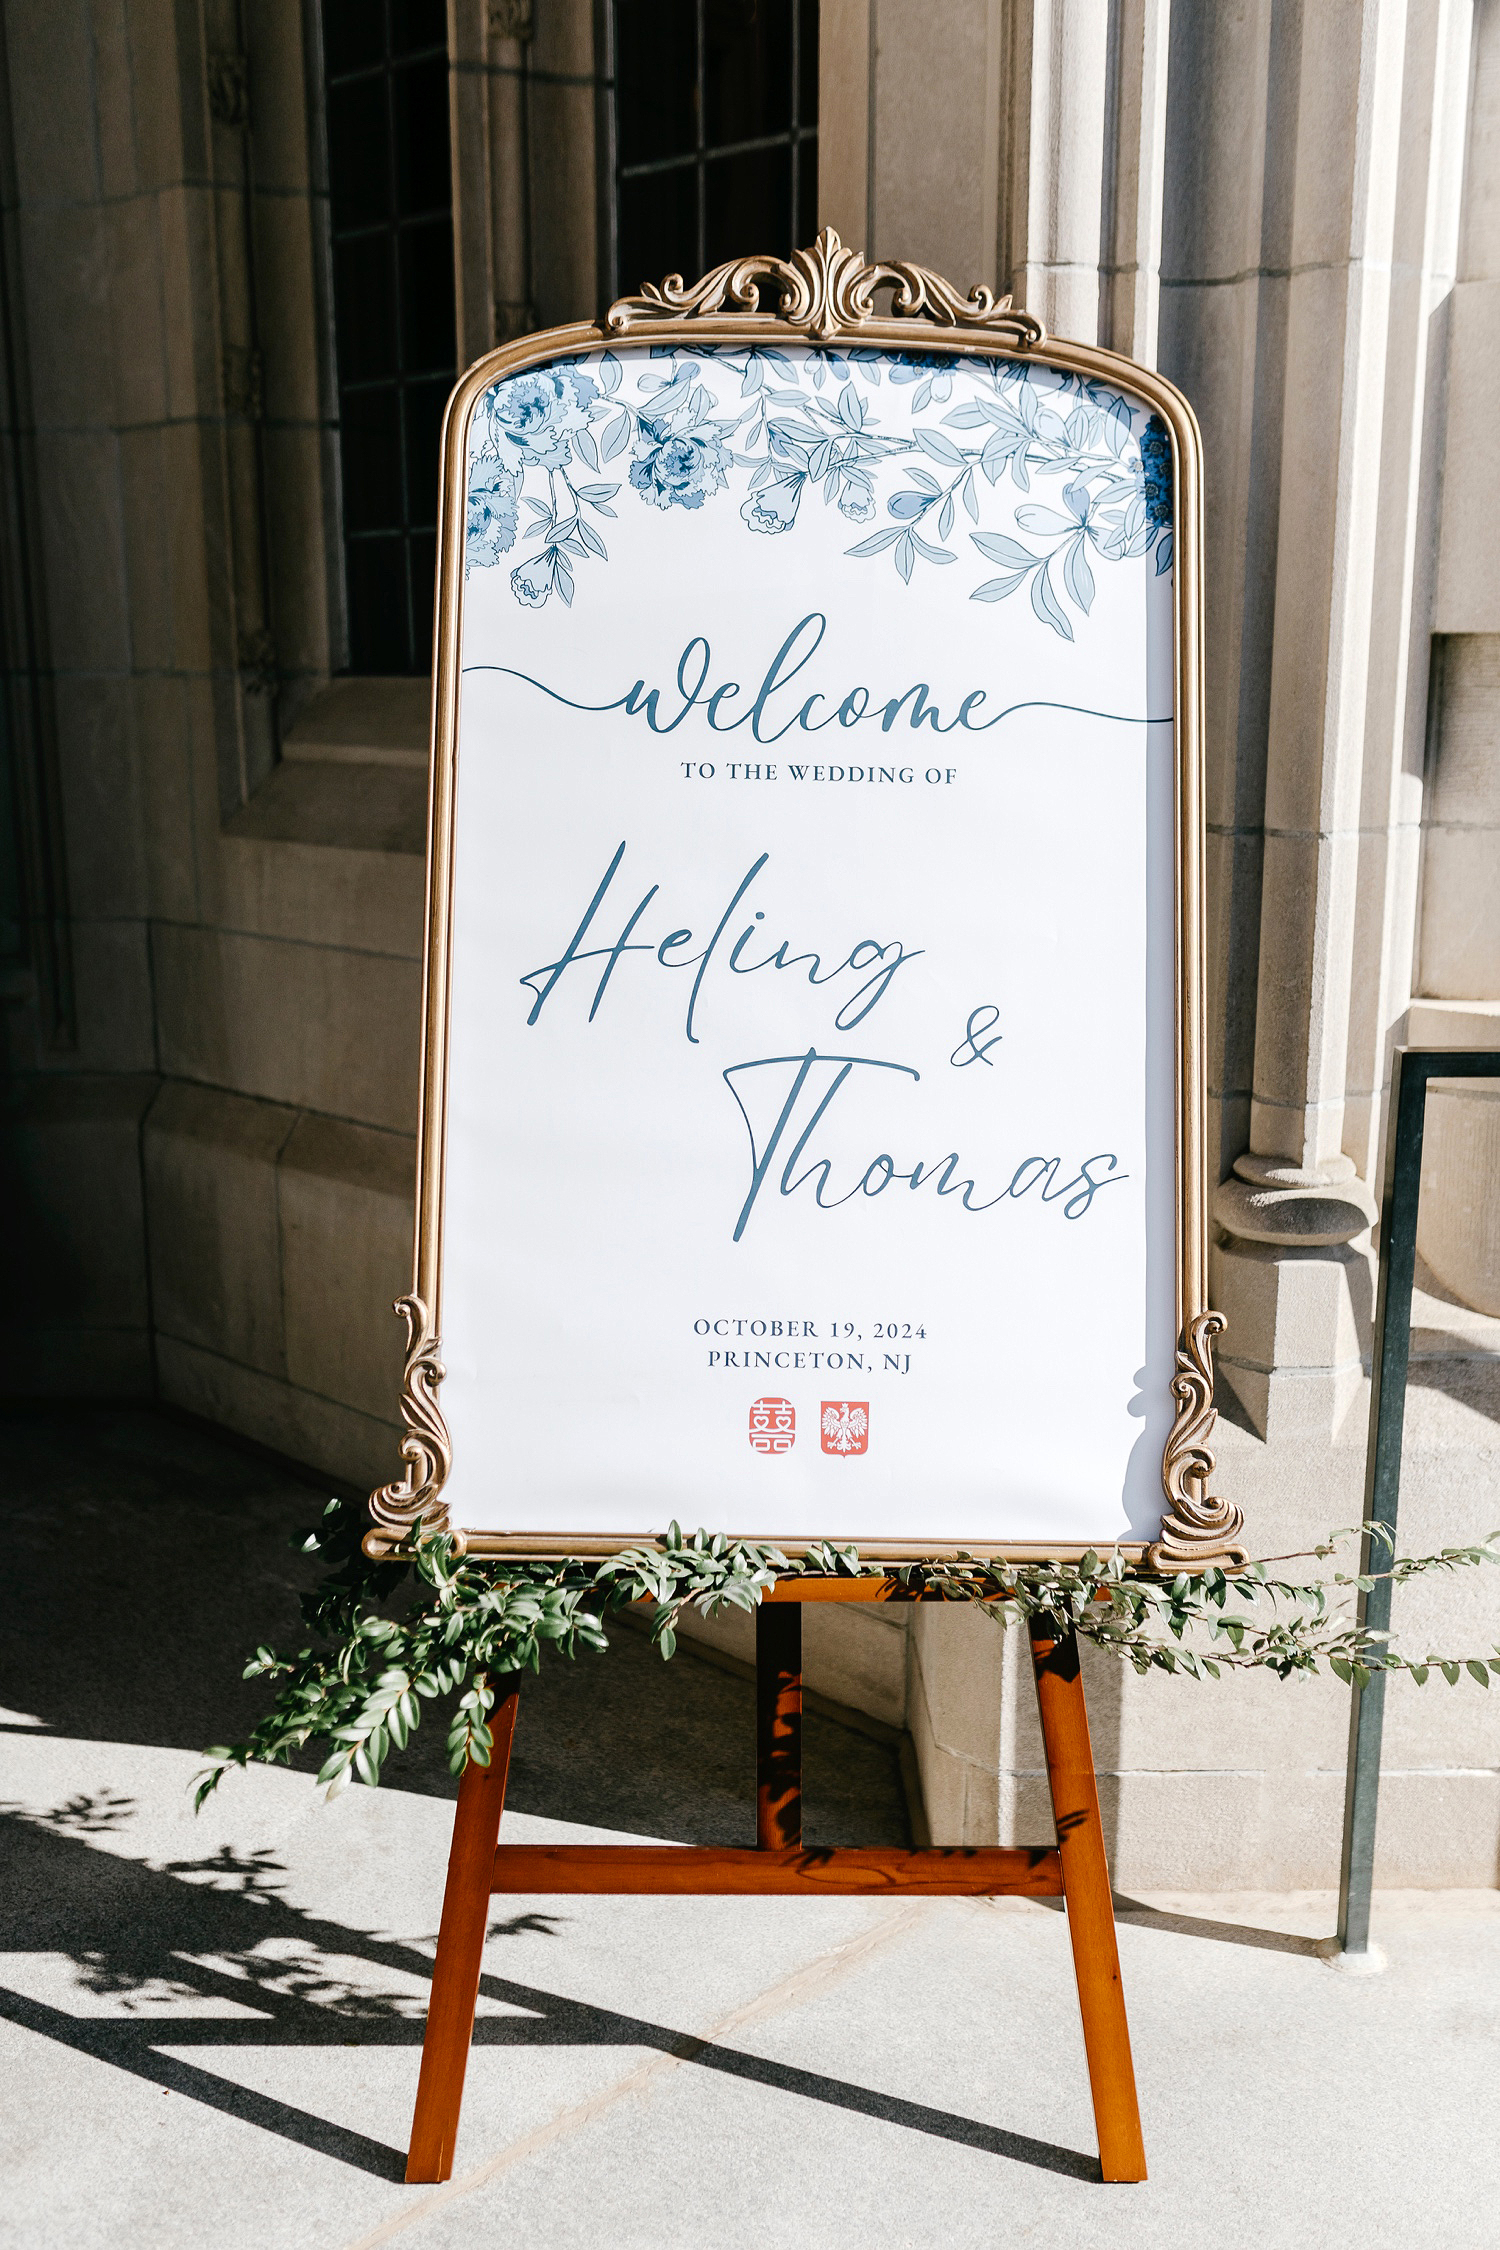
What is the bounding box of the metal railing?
[1337,1045,1500,1957]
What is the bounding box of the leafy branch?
[195,1506,1500,1812]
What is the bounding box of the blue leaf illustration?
[971,573,1028,602]
[914,429,967,465]
[1063,535,1095,612]
[970,532,1036,567]
[895,532,915,583]
[846,526,905,557]
[1031,562,1073,640]
[1015,505,1077,535]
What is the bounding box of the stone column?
[1413,6,1500,1317]
[1198,2,1471,1438]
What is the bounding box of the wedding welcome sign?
[366,234,1244,1570]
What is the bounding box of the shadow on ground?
[0,1795,1096,2184]
[0,1402,909,1844]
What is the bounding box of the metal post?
[1336,1048,1500,1955]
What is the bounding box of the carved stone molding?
[1148,1311,1249,1571]
[605,227,1046,350]
[364,1294,458,1556]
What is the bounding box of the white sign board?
[382,254,1228,1563]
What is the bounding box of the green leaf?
[1468,1660,1491,1687]
[1442,1661,1461,1685]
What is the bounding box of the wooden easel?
[405,1578,1146,2184]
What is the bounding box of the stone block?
[278,1114,415,1421]
[251,198,322,426]
[872,0,991,288]
[225,756,427,857]
[19,203,112,430]
[54,676,145,919]
[155,1335,401,1492]
[69,918,156,1072]
[216,832,425,957]
[281,677,429,763]
[4,0,99,201]
[908,1664,984,1846]
[802,1605,909,1730]
[243,1,313,192]
[0,1071,156,1342]
[118,421,215,676]
[104,194,169,429]
[1436,283,1500,633]
[1205,820,1261,1115]
[154,187,220,420]
[126,0,202,190]
[151,923,422,1131]
[90,0,138,198]
[33,431,129,674]
[527,83,597,327]
[1209,1232,1372,1440]
[678,1602,909,1729]
[142,1079,295,1375]
[132,674,203,924]
[262,426,335,680]
[1416,827,1500,999]
[1424,634,1500,826]
[908,1600,1004,1770]
[1417,1079,1500,1315]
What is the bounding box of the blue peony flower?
[510,555,553,607]
[483,365,598,472]
[837,482,875,523]
[629,418,729,511]
[466,456,519,567]
[1140,415,1172,528]
[741,474,803,534]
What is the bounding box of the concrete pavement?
[2,1407,1498,2249]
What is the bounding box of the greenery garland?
[195,1499,1500,1811]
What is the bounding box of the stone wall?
[2,0,1499,1886]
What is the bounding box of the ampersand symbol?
[950,1005,1004,1068]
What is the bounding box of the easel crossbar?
[404,1608,1147,2187]
[489,1844,1062,1896]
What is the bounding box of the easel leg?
[756,1599,802,1848]
[1029,1620,1147,2183]
[406,1687,520,2183]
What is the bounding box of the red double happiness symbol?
[821,1402,869,1456]
[748,1397,796,1454]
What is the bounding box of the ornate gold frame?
[363,231,1246,1572]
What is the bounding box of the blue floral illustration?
[629,418,730,510]
[741,473,804,534]
[466,457,519,566]
[465,341,1174,630]
[482,365,598,471]
[510,556,554,607]
[1140,416,1173,527]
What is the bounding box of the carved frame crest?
[364,230,1245,1573]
